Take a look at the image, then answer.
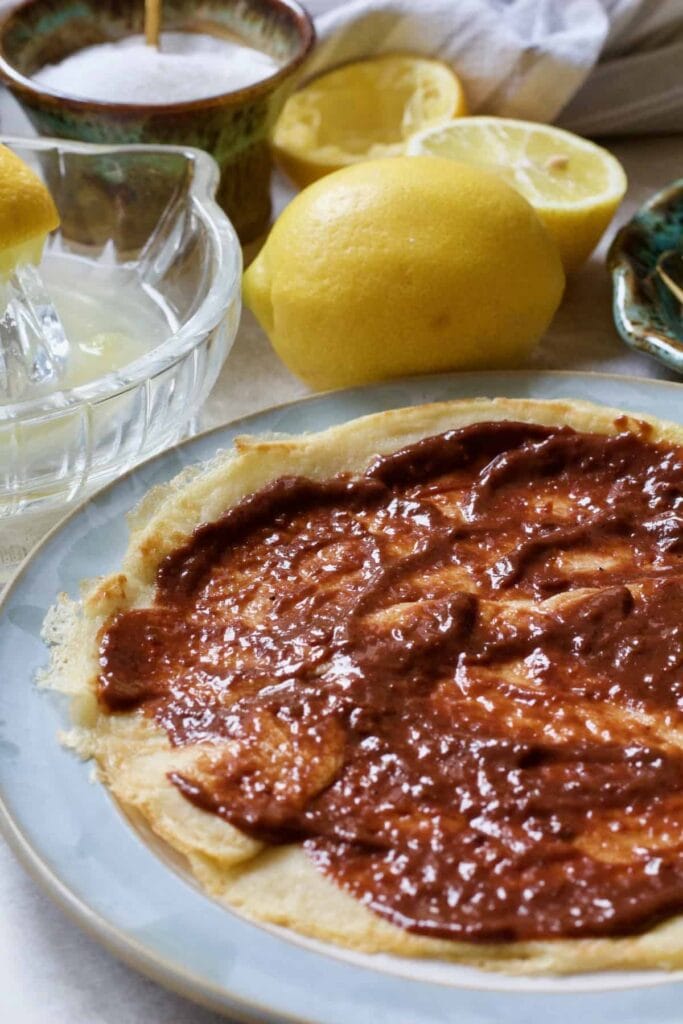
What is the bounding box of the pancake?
[41,397,683,974]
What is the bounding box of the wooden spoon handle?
[145,0,162,48]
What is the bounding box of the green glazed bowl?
[607,179,683,374]
[0,0,315,243]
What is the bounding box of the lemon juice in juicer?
[0,144,175,401]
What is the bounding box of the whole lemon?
[243,157,564,389]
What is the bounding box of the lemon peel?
[0,144,60,280]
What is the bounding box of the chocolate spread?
[98,420,683,942]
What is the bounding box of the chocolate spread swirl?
[98,420,683,942]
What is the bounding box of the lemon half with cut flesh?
[407,117,627,272]
[409,116,626,272]
[273,55,468,188]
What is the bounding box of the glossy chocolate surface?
[99,420,683,941]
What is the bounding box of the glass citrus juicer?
[0,136,241,533]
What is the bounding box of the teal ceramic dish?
[0,0,315,243]
[608,179,683,374]
[2,370,683,1024]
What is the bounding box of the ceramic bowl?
[0,134,241,520]
[0,0,315,243]
[607,179,683,374]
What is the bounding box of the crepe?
[40,396,683,975]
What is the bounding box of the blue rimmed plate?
[3,370,683,1024]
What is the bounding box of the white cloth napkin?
[303,0,683,136]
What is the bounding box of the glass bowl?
[0,135,241,520]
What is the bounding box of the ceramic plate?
[3,371,683,1024]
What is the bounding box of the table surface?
[1,82,682,1022]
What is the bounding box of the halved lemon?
[0,144,60,279]
[272,54,468,188]
[407,117,627,272]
